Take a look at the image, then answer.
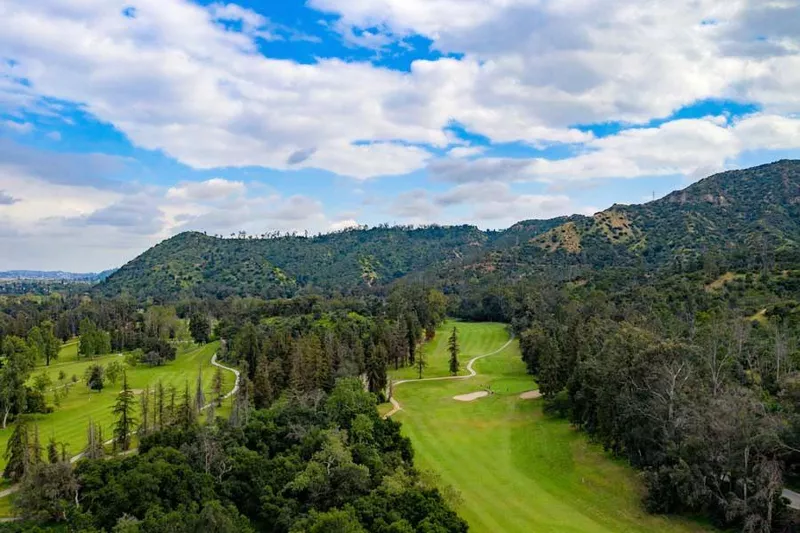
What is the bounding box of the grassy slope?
[390,320,510,381]
[391,322,714,533]
[0,341,233,476]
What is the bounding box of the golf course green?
[0,340,234,475]
[388,321,714,533]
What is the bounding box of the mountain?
[98,225,532,300]
[99,160,800,300]
[0,269,116,282]
[480,160,800,278]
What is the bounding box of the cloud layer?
[1,0,800,269]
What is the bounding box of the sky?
[1,0,800,271]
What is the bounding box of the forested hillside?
[99,161,800,302]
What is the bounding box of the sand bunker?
[453,391,490,402]
[519,390,542,400]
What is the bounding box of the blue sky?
[0,0,799,270]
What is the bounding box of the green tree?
[47,436,60,464]
[211,367,224,407]
[85,364,105,392]
[15,461,78,522]
[112,370,137,452]
[448,327,460,376]
[194,368,206,414]
[106,361,125,386]
[190,313,211,344]
[416,347,426,380]
[0,336,36,428]
[3,416,30,481]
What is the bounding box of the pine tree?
[167,384,177,427]
[205,401,216,425]
[47,436,59,464]
[140,386,151,437]
[230,377,251,428]
[253,356,273,409]
[112,370,137,452]
[194,367,205,415]
[417,348,426,380]
[3,416,30,481]
[156,381,165,429]
[31,423,43,465]
[212,367,224,407]
[448,327,460,376]
[178,381,195,428]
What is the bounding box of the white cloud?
[166,178,246,201]
[430,114,800,183]
[447,146,486,158]
[3,120,33,134]
[330,219,360,231]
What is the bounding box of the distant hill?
[98,160,800,300]
[99,225,522,300]
[0,269,116,282]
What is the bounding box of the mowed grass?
[390,320,511,381]
[0,341,234,476]
[390,322,715,533]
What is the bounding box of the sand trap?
[120,389,144,395]
[519,390,542,400]
[453,391,490,402]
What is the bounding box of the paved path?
[0,352,240,510]
[783,488,800,510]
[383,333,516,419]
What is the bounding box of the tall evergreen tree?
[178,381,195,428]
[3,416,30,481]
[212,367,224,407]
[31,423,43,465]
[448,327,460,376]
[253,356,273,409]
[47,436,59,464]
[140,386,151,437]
[194,368,206,414]
[112,371,137,452]
[417,348,426,380]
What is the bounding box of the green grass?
[0,493,10,518]
[389,322,715,533]
[0,342,235,475]
[389,320,511,381]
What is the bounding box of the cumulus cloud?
[166,178,246,201]
[433,181,582,224]
[3,120,33,134]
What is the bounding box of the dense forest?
[3,161,800,531]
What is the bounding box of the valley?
[386,322,714,533]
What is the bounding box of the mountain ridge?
[99,160,800,300]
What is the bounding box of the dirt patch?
[120,389,144,395]
[519,390,542,400]
[453,391,489,402]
